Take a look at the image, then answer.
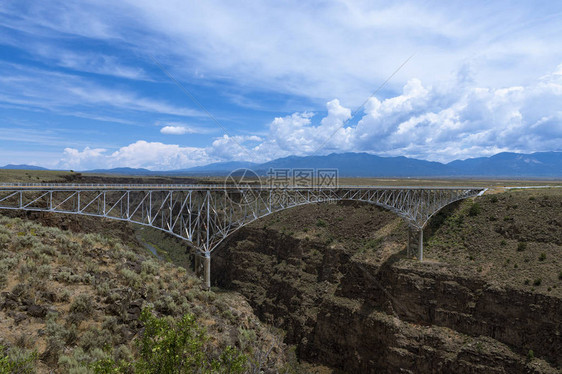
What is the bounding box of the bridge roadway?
[0,183,487,288]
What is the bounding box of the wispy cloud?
[105,1,562,104]
[0,62,202,118]
[4,1,562,107]
[61,111,142,126]
[37,47,151,80]
[0,127,115,149]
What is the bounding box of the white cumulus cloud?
[257,65,562,163]
[160,126,193,135]
[59,141,213,170]
[56,64,562,169]
[159,122,214,135]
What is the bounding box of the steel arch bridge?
[0,183,486,288]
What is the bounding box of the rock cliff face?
[212,224,561,373]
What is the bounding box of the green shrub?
[59,289,71,302]
[237,327,257,351]
[58,346,126,373]
[0,345,37,374]
[82,234,96,248]
[315,219,327,227]
[136,308,247,373]
[44,314,71,363]
[517,242,527,252]
[533,278,542,286]
[53,268,83,284]
[57,348,92,373]
[468,203,481,216]
[141,259,159,276]
[123,250,138,262]
[70,294,93,317]
[0,271,8,287]
[37,264,52,279]
[15,333,35,350]
[0,233,10,246]
[96,281,111,298]
[453,215,465,226]
[364,237,382,250]
[154,295,179,316]
[35,243,58,257]
[84,260,98,274]
[120,268,142,289]
[538,253,546,261]
[18,260,37,281]
[79,328,112,353]
[114,345,133,362]
[13,235,40,251]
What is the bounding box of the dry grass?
[0,215,291,372]
[2,168,560,188]
[421,188,562,296]
[0,169,72,183]
[337,177,562,187]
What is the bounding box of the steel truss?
[0,184,486,287]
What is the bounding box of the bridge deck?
[0,183,485,190]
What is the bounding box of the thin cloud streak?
[0,62,203,118]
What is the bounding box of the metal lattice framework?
[0,183,486,287]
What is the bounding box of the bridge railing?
[0,183,485,190]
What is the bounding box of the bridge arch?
[0,184,486,288]
[207,195,471,257]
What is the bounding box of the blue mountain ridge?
[1,152,560,177]
[0,164,49,171]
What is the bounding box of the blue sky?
[1,1,561,170]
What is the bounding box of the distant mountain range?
[254,151,562,178]
[0,164,49,171]
[1,152,561,178]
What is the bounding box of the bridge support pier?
[418,229,423,261]
[203,253,211,290]
[194,252,212,290]
[408,227,424,261]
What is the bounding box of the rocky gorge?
[212,192,562,373]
